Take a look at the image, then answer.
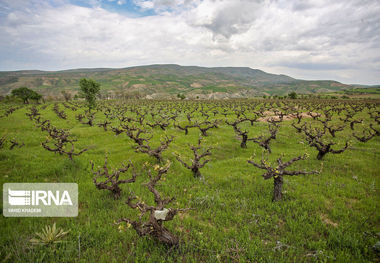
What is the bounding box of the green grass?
[0,99,379,262]
[344,87,380,94]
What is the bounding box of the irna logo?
[3,183,78,217]
[8,189,73,206]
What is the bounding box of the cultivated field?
[0,99,379,262]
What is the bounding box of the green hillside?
[0,64,355,98]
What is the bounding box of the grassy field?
[0,99,379,262]
[323,86,380,100]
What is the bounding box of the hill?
[0,64,356,99]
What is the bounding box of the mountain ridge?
[0,64,360,99]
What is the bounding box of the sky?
[0,0,379,85]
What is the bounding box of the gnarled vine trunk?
[273,176,283,202]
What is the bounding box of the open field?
[322,86,380,100]
[0,98,379,262]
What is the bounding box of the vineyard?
[0,98,379,262]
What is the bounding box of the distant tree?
[79,78,100,110]
[288,91,297,99]
[11,87,42,104]
[61,90,72,102]
[263,95,266,99]
[177,93,186,100]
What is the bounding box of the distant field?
[322,86,380,100]
[346,87,380,94]
[0,98,379,262]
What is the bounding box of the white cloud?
[134,0,154,10]
[187,0,262,38]
[0,0,379,84]
[133,0,195,12]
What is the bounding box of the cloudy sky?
[0,0,379,84]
